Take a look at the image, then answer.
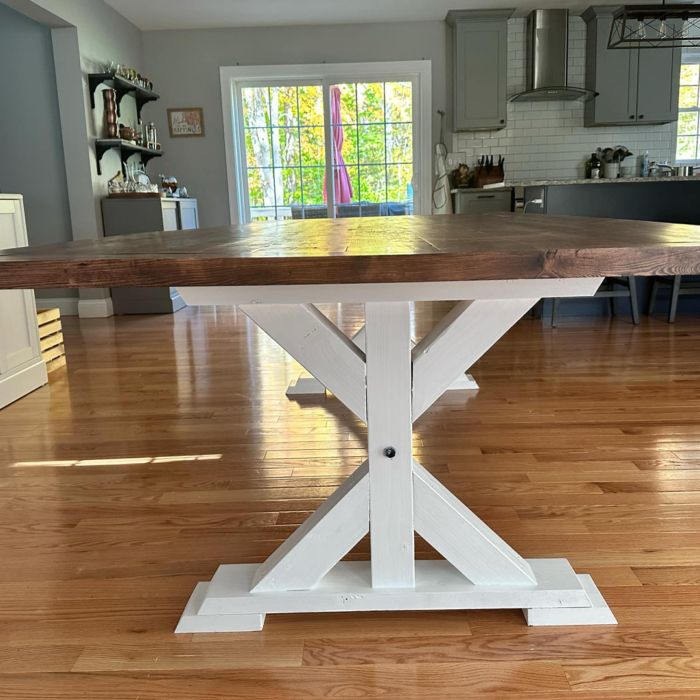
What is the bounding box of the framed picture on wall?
[167,107,205,137]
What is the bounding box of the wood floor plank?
[563,657,700,691]
[72,638,304,671]
[301,629,689,665]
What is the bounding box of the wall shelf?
[95,139,163,176]
[88,72,160,123]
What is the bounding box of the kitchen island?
[521,177,700,222]
[519,177,700,319]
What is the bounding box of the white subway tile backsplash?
[453,16,678,180]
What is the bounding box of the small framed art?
[167,108,205,137]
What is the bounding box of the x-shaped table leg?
[176,280,616,632]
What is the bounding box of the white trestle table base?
[286,325,479,396]
[176,278,616,633]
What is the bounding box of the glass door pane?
[241,84,327,221]
[330,81,414,218]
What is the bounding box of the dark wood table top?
[2,213,700,288]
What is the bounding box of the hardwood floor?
[2,303,700,698]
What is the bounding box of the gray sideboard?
[101,198,199,314]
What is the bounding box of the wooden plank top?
[2,213,700,288]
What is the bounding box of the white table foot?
[178,559,591,630]
[524,574,617,626]
[286,372,479,397]
[286,376,326,395]
[175,582,266,633]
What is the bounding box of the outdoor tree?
[243,82,413,219]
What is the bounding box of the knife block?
[473,165,505,188]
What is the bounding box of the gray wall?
[0,2,72,249]
[143,21,452,227]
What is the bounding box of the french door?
[221,62,431,224]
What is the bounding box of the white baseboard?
[35,296,80,316]
[78,297,114,319]
[0,358,48,410]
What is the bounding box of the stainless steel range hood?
[510,9,597,103]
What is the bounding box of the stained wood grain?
[2,213,700,287]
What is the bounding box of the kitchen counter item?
[486,175,700,188]
[603,162,620,179]
[674,166,695,177]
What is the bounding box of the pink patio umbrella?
[324,86,353,205]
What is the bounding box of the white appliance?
[0,195,47,409]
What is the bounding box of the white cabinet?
[178,200,199,230]
[0,195,47,409]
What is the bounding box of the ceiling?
[104,0,629,31]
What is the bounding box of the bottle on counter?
[641,152,650,178]
[585,153,602,179]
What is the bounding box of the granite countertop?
[485,176,700,189]
[451,186,512,193]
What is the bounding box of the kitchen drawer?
[453,190,512,214]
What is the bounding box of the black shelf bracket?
[95,140,163,177]
[88,73,160,123]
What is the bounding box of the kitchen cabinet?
[447,10,513,132]
[583,6,681,126]
[453,189,513,213]
[101,198,199,314]
[0,195,47,409]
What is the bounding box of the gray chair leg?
[668,275,682,323]
[551,298,561,327]
[647,278,660,315]
[628,276,640,325]
[530,299,544,319]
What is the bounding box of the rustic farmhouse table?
[2,212,700,633]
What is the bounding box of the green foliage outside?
[677,64,700,160]
[242,83,413,216]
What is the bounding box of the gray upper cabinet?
[447,10,513,132]
[583,6,680,126]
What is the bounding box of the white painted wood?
[286,376,327,395]
[176,582,265,633]
[412,298,538,420]
[0,196,47,409]
[365,302,415,588]
[286,326,478,397]
[251,461,369,592]
[177,278,603,306]
[413,460,536,585]
[524,574,617,626]
[195,559,589,617]
[286,371,478,397]
[240,303,367,422]
[351,326,366,350]
[0,358,49,410]
[449,374,479,391]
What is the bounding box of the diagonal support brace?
[412,298,538,420]
[251,461,369,592]
[413,460,536,585]
[240,303,367,422]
